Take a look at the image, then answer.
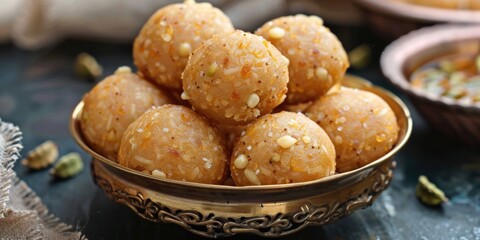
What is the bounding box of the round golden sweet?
[306,87,399,173]
[118,105,228,184]
[255,15,349,104]
[133,1,234,90]
[230,111,336,186]
[182,30,289,125]
[80,67,173,160]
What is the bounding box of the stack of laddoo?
[79,0,399,186]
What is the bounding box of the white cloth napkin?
[1,0,362,50]
[5,0,283,49]
[0,119,85,240]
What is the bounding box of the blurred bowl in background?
[354,0,480,39]
[381,24,480,146]
[287,0,364,26]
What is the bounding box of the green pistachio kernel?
[50,152,84,178]
[416,175,448,206]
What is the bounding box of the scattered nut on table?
[74,52,103,81]
[21,140,59,170]
[416,175,448,206]
[50,152,84,178]
[348,44,371,69]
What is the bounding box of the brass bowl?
[354,0,480,39]
[70,76,412,238]
[381,24,480,145]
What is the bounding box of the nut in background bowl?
[354,0,480,39]
[381,24,480,145]
[70,75,412,238]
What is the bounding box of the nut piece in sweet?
[276,135,297,149]
[230,111,336,186]
[256,15,349,104]
[178,42,192,57]
[115,66,132,74]
[306,87,399,173]
[133,1,234,90]
[80,67,173,160]
[268,27,285,39]
[21,140,59,170]
[233,154,248,169]
[118,105,228,184]
[152,169,167,178]
[247,93,260,109]
[182,30,289,125]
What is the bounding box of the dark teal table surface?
[0,23,479,240]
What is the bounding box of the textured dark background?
[0,21,479,239]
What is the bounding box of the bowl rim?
[355,0,480,23]
[70,76,412,191]
[381,24,480,113]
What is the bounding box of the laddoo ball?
[133,0,234,90]
[230,112,336,186]
[306,88,399,173]
[255,15,349,104]
[80,66,173,160]
[182,30,289,125]
[118,105,228,184]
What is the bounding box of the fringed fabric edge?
[0,119,87,240]
[12,177,87,240]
